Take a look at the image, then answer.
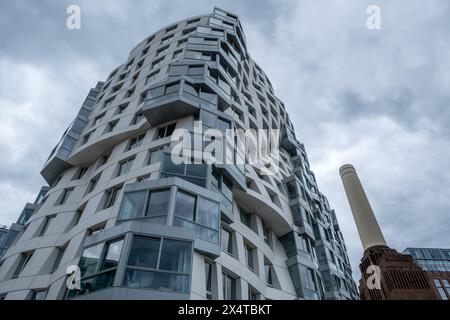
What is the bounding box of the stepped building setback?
[0,8,357,300]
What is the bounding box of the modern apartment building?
[404,247,450,300]
[0,8,357,300]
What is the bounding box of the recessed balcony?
[142,78,217,126]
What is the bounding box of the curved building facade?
[0,8,357,300]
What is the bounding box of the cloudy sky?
[1,0,449,280]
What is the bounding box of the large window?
[119,191,147,220]
[51,245,66,273]
[37,215,54,236]
[211,168,233,212]
[264,259,274,286]
[161,153,207,187]
[173,190,220,243]
[239,207,252,230]
[205,261,213,300]
[68,238,124,298]
[148,146,165,165]
[261,220,272,248]
[79,243,103,277]
[118,189,170,224]
[118,187,219,243]
[12,251,34,279]
[155,123,176,140]
[221,227,233,254]
[434,279,449,300]
[87,174,100,194]
[117,157,135,176]
[222,272,236,300]
[58,188,73,205]
[103,185,123,209]
[131,113,144,125]
[244,241,255,271]
[30,290,48,300]
[298,265,318,293]
[128,133,146,150]
[123,236,192,293]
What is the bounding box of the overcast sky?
[1,0,449,280]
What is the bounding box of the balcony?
[280,125,301,152]
[40,82,103,185]
[142,78,217,126]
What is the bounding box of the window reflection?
[128,237,160,269]
[174,190,219,243]
[123,236,192,293]
[100,239,124,271]
[117,187,220,244]
[79,243,103,277]
[118,189,170,224]
[68,238,124,298]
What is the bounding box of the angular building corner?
[0,8,358,300]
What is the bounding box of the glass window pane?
[438,287,448,300]
[145,216,168,225]
[222,176,233,200]
[174,218,219,243]
[265,263,273,286]
[163,154,185,175]
[127,237,160,269]
[246,244,254,270]
[174,191,196,221]
[223,273,236,300]
[185,163,206,178]
[211,170,220,188]
[159,239,192,273]
[157,127,166,139]
[119,191,147,220]
[31,291,47,300]
[197,198,219,229]
[166,123,176,136]
[149,149,162,164]
[147,189,170,218]
[201,111,217,128]
[308,269,318,291]
[205,262,212,296]
[123,269,190,292]
[79,243,103,277]
[221,229,232,254]
[79,270,115,296]
[100,239,124,271]
[182,176,206,188]
[165,82,180,94]
[218,118,230,133]
[148,86,164,99]
[240,208,251,228]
